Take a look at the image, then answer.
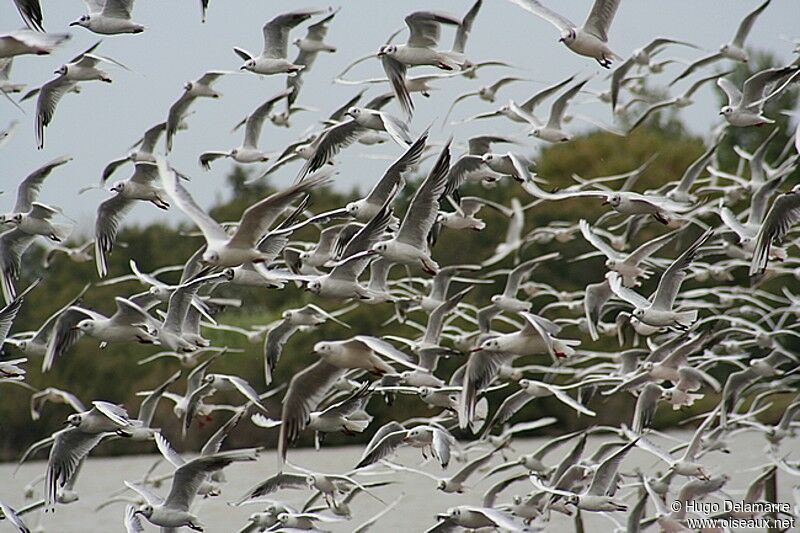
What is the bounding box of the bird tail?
[675,309,698,328]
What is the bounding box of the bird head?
[110,181,126,194]
[69,15,90,27]
[313,341,331,354]
[344,106,361,119]
[720,106,734,116]
[66,413,82,426]
[54,65,67,76]
[377,44,397,57]
[436,479,447,490]
[529,129,541,138]
[558,29,577,44]
[345,202,359,216]
[201,250,220,265]
[135,504,154,518]
[632,308,645,319]
[306,280,321,294]
[241,59,256,71]
[604,258,617,270]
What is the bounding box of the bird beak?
[239,65,247,70]
[469,347,482,353]
[69,21,79,26]
[601,199,610,205]
[70,326,81,331]
[558,38,564,43]
[718,111,724,115]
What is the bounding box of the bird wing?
[263,319,298,386]
[354,335,420,369]
[299,119,364,179]
[278,360,346,465]
[158,158,228,244]
[244,88,293,148]
[330,205,394,281]
[675,140,719,193]
[607,272,650,308]
[670,52,724,86]
[508,0,575,33]
[262,9,322,58]
[0,228,37,302]
[380,55,413,119]
[652,229,712,310]
[750,187,800,275]
[230,173,328,249]
[405,11,461,48]
[355,426,408,469]
[578,219,620,260]
[741,66,798,108]
[165,449,257,511]
[453,0,482,53]
[45,428,103,509]
[138,371,181,427]
[732,0,771,47]
[365,132,427,206]
[102,0,133,19]
[397,143,451,247]
[586,439,636,496]
[582,0,620,42]
[14,155,71,214]
[239,472,308,503]
[35,76,75,149]
[546,78,589,130]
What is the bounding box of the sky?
[1,0,798,234]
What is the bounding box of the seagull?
[199,88,293,169]
[34,44,126,149]
[46,401,133,509]
[0,59,26,96]
[443,76,528,125]
[629,70,732,131]
[354,421,456,469]
[94,162,168,277]
[70,0,144,35]
[750,184,800,275]
[0,30,69,59]
[378,10,465,117]
[159,158,328,268]
[671,0,773,85]
[101,122,166,182]
[284,8,340,113]
[126,447,257,530]
[717,66,800,127]
[609,229,713,328]
[528,77,590,143]
[610,37,700,109]
[298,105,413,179]
[165,70,228,152]
[509,0,621,68]
[372,142,451,274]
[234,8,327,75]
[381,447,498,494]
[1,155,71,224]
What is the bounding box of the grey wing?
[750,188,800,275]
[626,230,677,265]
[165,450,257,511]
[482,390,535,436]
[424,287,471,346]
[300,120,364,178]
[508,0,575,32]
[124,504,144,533]
[330,206,394,281]
[41,306,94,372]
[0,281,35,345]
[244,88,293,148]
[278,360,345,464]
[732,0,771,47]
[607,273,651,309]
[137,371,181,427]
[263,9,321,58]
[201,407,249,456]
[46,428,103,508]
[547,78,589,129]
[684,70,732,99]
[670,53,724,86]
[520,74,575,113]
[231,173,329,249]
[163,272,227,332]
[365,132,427,206]
[652,229,712,310]
[452,449,496,484]
[453,0,482,53]
[586,439,636,496]
[0,228,37,301]
[578,219,619,259]
[139,122,167,153]
[165,93,195,152]
[263,319,298,385]
[629,99,676,131]
[99,230,140,283]
[675,140,719,193]
[14,155,71,213]
[355,426,407,469]
[355,335,417,368]
[35,77,76,149]
[239,472,307,502]
[13,0,44,31]
[741,66,798,108]
[444,155,485,197]
[396,143,451,247]
[582,0,620,42]
[381,55,413,119]
[405,11,461,48]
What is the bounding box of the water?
[1,431,796,532]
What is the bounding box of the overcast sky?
[1,0,797,233]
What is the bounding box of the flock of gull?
[2,0,800,531]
